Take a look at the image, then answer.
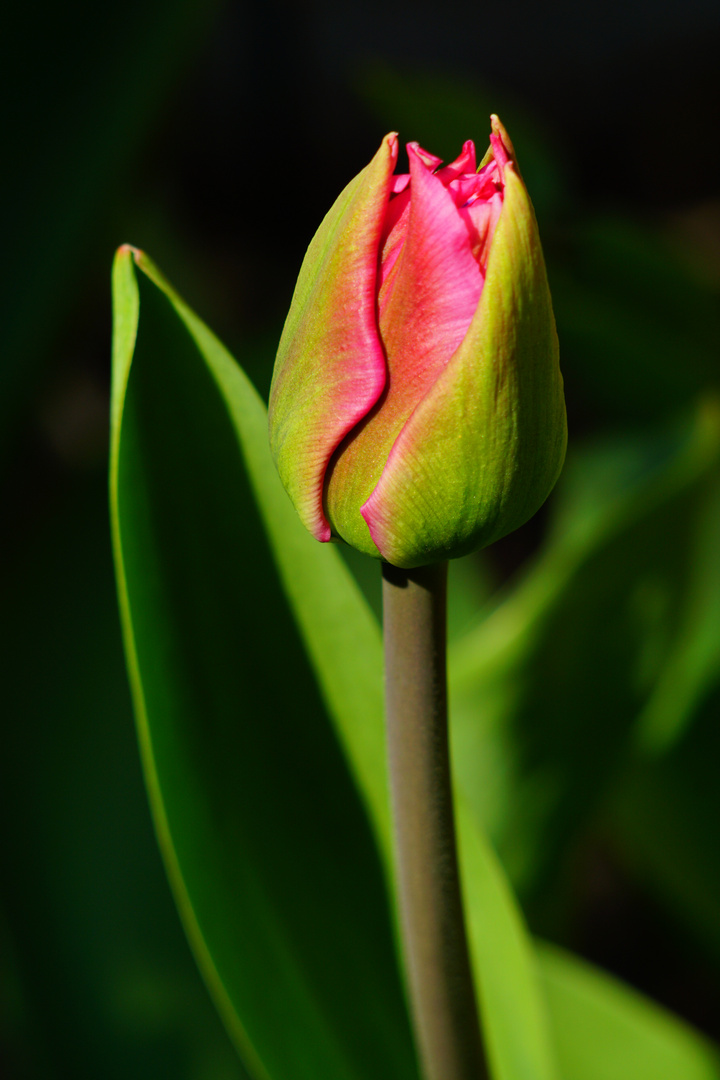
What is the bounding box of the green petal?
[269,135,396,545]
[364,165,567,568]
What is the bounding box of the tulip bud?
[269,116,566,569]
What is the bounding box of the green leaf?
[457,803,559,1080]
[111,247,563,1080]
[612,679,720,960]
[0,473,240,1080]
[537,943,720,1080]
[448,403,720,901]
[110,246,416,1080]
[111,247,720,1080]
[634,448,720,752]
[548,219,720,425]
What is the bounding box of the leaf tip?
[116,243,143,261]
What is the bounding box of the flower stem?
[382,562,487,1080]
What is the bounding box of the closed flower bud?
[269,117,566,568]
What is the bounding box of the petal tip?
[407,141,443,172]
[489,114,518,168]
[384,131,399,163]
[359,500,386,558]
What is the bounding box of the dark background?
[2,1,719,1076]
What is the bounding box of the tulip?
[269,116,566,569]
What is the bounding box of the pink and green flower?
[269,116,566,568]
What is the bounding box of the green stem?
[382,562,487,1080]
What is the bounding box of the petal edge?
[269,134,398,540]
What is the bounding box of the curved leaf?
[111,246,720,1080]
[110,246,562,1080]
[612,679,720,961]
[110,246,416,1080]
[538,943,720,1080]
[457,803,559,1080]
[448,405,720,897]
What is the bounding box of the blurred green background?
[2,0,720,1076]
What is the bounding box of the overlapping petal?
[362,163,566,567]
[270,117,566,567]
[325,143,488,554]
[268,133,397,541]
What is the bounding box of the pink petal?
[489,131,510,174]
[353,141,484,512]
[362,159,564,567]
[268,133,398,542]
[459,190,504,267]
[378,142,484,366]
[390,173,410,194]
[475,157,501,187]
[326,140,485,552]
[435,140,476,184]
[378,186,412,291]
[447,175,485,204]
[413,145,443,171]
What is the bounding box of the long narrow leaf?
[110,246,416,1080]
[113,249,562,1080]
[538,943,720,1080]
[111,248,719,1080]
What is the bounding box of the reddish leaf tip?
[117,243,143,258]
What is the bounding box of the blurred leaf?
[457,804,559,1080]
[448,402,720,903]
[111,247,720,1080]
[0,476,240,1079]
[635,456,720,751]
[612,679,720,960]
[537,943,720,1080]
[110,248,564,1080]
[110,246,416,1080]
[548,218,720,423]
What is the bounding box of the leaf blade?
[127,250,562,1080]
[538,943,720,1080]
[110,246,416,1080]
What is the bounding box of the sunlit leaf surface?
[538,943,720,1080]
[110,247,416,1080]
[448,405,720,901]
[111,248,720,1080]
